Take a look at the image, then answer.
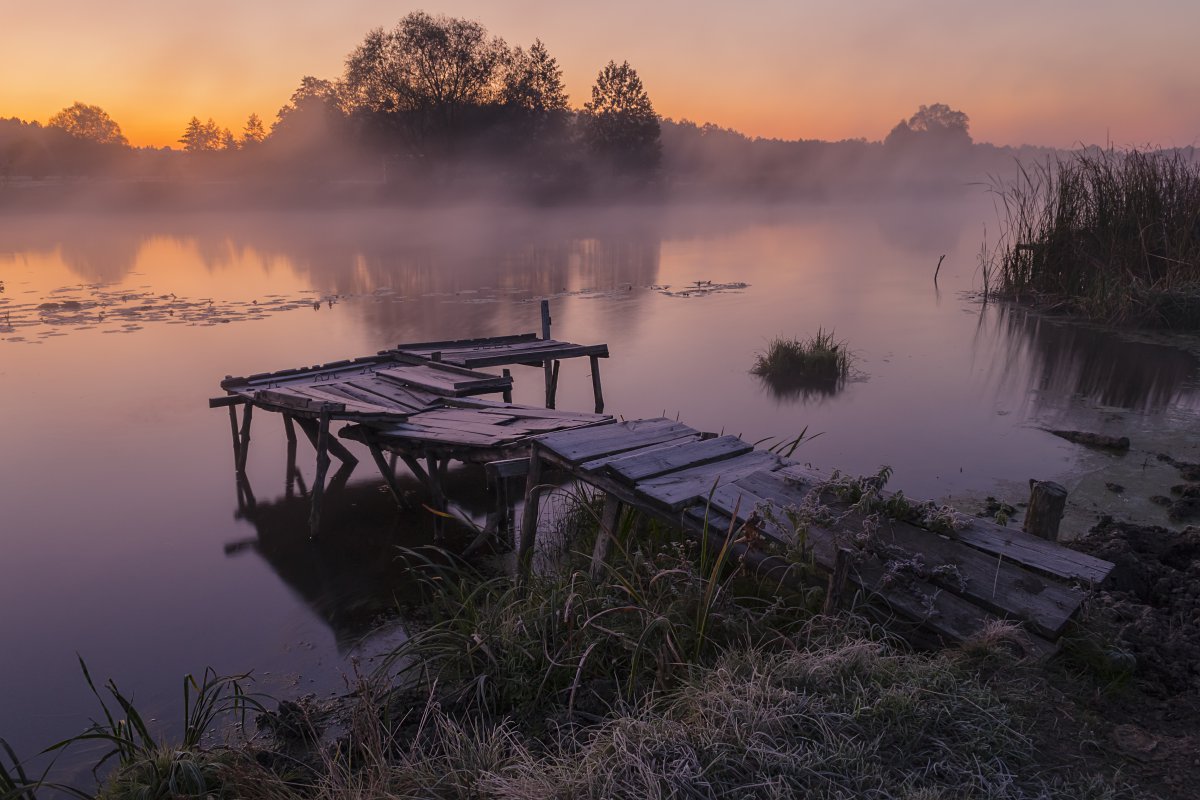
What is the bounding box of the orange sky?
[3,1,1198,149]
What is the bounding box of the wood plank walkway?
[519,419,1115,653]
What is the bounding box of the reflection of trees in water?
[978,304,1200,414]
[5,208,664,344]
[229,470,495,652]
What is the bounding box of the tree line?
[2,10,995,200]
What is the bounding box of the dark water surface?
[2,199,1198,770]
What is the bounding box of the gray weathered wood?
[638,451,782,511]
[367,440,407,509]
[236,403,254,473]
[518,442,546,578]
[589,354,604,413]
[601,435,753,484]
[1024,480,1067,541]
[590,495,622,581]
[541,299,551,340]
[295,416,359,468]
[502,369,512,403]
[536,419,697,465]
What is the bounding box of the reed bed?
[990,149,1200,328]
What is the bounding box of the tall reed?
[989,149,1200,327]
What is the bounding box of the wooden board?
[578,434,706,473]
[374,364,511,397]
[536,419,698,465]
[703,468,1085,638]
[638,451,783,511]
[775,464,1113,584]
[597,435,753,484]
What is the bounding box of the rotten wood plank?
[600,435,753,484]
[638,451,783,511]
[536,419,698,465]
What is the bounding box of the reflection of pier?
[225,476,490,651]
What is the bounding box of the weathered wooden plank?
[444,343,611,369]
[393,333,539,352]
[252,388,346,414]
[731,469,1089,636]
[600,435,753,484]
[678,504,1049,653]
[638,451,783,511]
[285,385,392,416]
[375,364,511,396]
[774,464,1113,584]
[537,419,698,465]
[342,378,441,411]
[578,435,705,472]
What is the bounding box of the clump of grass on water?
[752,329,850,394]
[989,148,1200,328]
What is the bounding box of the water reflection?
[976,304,1200,414]
[226,468,497,652]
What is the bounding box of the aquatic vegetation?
[751,329,850,395]
[989,149,1200,328]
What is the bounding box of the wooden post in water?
[547,360,560,409]
[1024,480,1067,541]
[518,442,545,579]
[541,299,554,408]
[590,494,623,581]
[235,403,254,473]
[367,439,408,509]
[309,405,332,538]
[227,405,242,465]
[502,368,513,403]
[589,354,605,413]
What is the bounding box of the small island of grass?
[751,330,850,396]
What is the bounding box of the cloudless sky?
[3,0,1198,149]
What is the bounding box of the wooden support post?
[227,405,241,465]
[399,453,431,485]
[431,351,442,362]
[309,405,332,538]
[426,455,446,511]
[541,299,554,408]
[546,359,560,409]
[589,354,605,413]
[236,403,254,473]
[235,471,257,514]
[823,547,853,614]
[1024,480,1067,541]
[368,440,409,508]
[283,414,298,498]
[295,416,359,469]
[590,494,623,581]
[502,369,512,403]
[518,443,545,578]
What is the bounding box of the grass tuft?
[752,330,850,396]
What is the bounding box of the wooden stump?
[1024,480,1067,541]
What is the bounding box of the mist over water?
[2,195,1198,774]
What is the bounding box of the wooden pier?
[211,303,1113,653]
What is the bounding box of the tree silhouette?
[343,12,508,150]
[583,60,661,172]
[47,102,128,146]
[502,40,568,112]
[885,103,971,147]
[241,113,266,146]
[178,117,225,151]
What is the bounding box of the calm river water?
[2,196,1198,771]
